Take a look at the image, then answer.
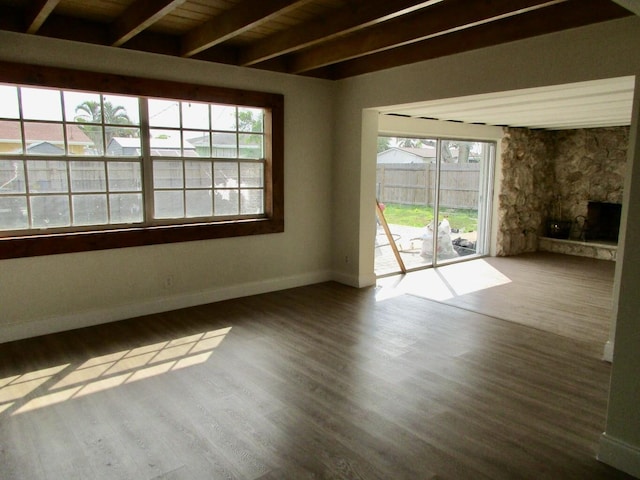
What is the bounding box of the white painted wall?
[599,75,640,478]
[0,31,336,343]
[331,16,640,477]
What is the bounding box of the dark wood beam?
[192,45,241,66]
[611,0,640,16]
[238,0,439,67]
[110,0,186,47]
[34,13,182,57]
[25,0,61,34]
[0,6,23,31]
[38,13,110,45]
[288,0,566,74]
[181,0,309,58]
[120,30,182,57]
[329,0,632,80]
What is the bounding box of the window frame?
[0,61,284,259]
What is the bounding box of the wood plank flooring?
[0,254,630,479]
[378,252,615,351]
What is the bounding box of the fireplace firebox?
[586,202,622,243]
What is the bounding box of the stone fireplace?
[497,126,628,259]
[586,201,622,243]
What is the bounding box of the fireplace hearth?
[586,201,622,243]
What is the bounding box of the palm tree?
[75,100,134,153]
[74,100,102,123]
[75,100,132,125]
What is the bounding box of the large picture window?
[0,62,284,259]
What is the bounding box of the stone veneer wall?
[497,126,628,256]
[553,127,628,222]
[497,128,555,256]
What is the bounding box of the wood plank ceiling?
[0,0,633,80]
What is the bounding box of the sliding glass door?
[432,139,495,265]
[375,136,495,276]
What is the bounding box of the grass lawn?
[380,203,478,232]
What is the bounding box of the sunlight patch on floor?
[0,327,231,416]
[376,259,511,302]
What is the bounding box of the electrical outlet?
[164,275,174,289]
[344,255,349,264]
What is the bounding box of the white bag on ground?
[420,218,457,259]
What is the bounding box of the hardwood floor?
[377,252,616,351]
[0,255,630,479]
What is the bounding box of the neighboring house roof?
[0,120,93,146]
[107,137,141,149]
[107,136,198,157]
[397,146,437,158]
[377,145,465,164]
[109,137,195,150]
[26,141,65,154]
[378,147,436,164]
[187,132,237,148]
[188,132,261,153]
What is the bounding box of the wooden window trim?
[0,61,284,259]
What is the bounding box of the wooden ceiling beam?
[110,0,187,47]
[0,6,23,31]
[238,0,442,67]
[0,0,631,82]
[37,13,110,45]
[181,0,309,58]
[288,0,566,74]
[120,30,182,57]
[329,0,632,79]
[37,14,182,56]
[610,0,640,16]
[25,0,61,34]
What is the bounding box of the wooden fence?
[376,163,480,209]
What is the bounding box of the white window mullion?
[139,98,154,224]
[104,160,111,224]
[212,160,217,215]
[432,139,442,265]
[182,142,187,218]
[100,95,108,156]
[15,87,34,228]
[60,91,70,155]
[65,158,73,226]
[59,91,74,227]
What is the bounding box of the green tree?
[237,109,263,158]
[75,100,134,153]
[238,109,263,132]
[377,137,391,153]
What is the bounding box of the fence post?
[425,163,431,206]
[379,165,385,202]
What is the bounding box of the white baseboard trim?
[331,270,361,287]
[331,270,377,288]
[603,340,614,363]
[598,432,640,478]
[0,270,333,344]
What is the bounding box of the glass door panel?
[375,135,495,276]
[435,140,494,265]
[375,137,438,276]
